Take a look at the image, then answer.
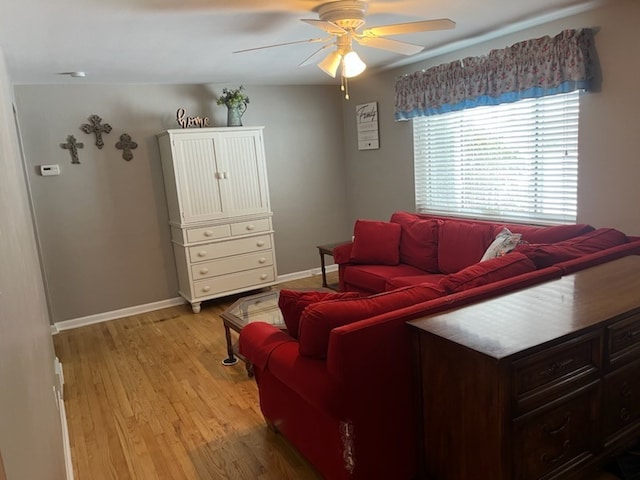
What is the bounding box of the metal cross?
[115,133,138,161]
[80,114,112,149]
[60,135,84,164]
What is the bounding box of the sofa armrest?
[332,242,353,264]
[238,322,296,370]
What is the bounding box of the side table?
[317,241,349,291]
[220,290,284,376]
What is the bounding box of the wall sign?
[356,102,379,150]
[176,108,210,128]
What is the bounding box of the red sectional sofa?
[239,212,640,480]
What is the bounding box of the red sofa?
[239,212,640,480]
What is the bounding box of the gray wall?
[0,50,67,479]
[14,84,350,323]
[341,0,640,236]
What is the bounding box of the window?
[413,91,580,224]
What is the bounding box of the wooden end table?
[317,241,350,291]
[220,290,285,376]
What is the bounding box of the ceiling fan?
[234,0,455,82]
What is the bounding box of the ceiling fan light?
[342,50,366,78]
[318,51,343,78]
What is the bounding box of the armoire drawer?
[230,218,271,237]
[188,234,272,263]
[191,251,274,280]
[192,266,275,298]
[185,224,231,244]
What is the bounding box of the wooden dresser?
[408,255,640,480]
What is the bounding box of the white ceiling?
[0,0,602,86]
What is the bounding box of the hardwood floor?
[54,270,622,480]
[54,273,331,480]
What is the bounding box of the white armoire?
[157,127,277,313]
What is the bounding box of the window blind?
[413,91,580,224]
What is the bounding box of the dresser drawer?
[513,384,598,480]
[604,360,640,444]
[191,251,274,280]
[230,218,271,236]
[513,333,601,413]
[607,312,640,367]
[185,225,231,243]
[185,224,231,244]
[188,234,272,263]
[192,266,275,298]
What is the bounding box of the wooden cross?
[60,135,84,164]
[115,133,138,161]
[80,114,112,149]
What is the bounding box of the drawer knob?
[246,224,255,230]
[256,241,265,247]
[542,414,571,436]
[540,440,570,464]
[202,286,211,292]
[260,274,268,280]
[204,230,214,237]
[258,257,266,264]
[197,251,207,257]
[200,268,209,275]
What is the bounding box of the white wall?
[0,48,67,480]
[342,0,640,236]
[14,84,351,323]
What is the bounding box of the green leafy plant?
[216,85,250,108]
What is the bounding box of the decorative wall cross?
[115,133,138,161]
[80,114,112,149]
[60,135,84,164]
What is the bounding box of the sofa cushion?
[350,220,401,265]
[298,283,446,359]
[516,228,629,269]
[504,223,594,244]
[481,227,522,261]
[278,290,361,338]
[438,220,495,274]
[342,263,427,293]
[390,212,440,272]
[385,273,446,290]
[439,252,536,293]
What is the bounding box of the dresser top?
[408,255,640,360]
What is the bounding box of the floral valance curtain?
[394,28,595,120]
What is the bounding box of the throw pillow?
[439,252,536,293]
[298,283,446,359]
[480,227,523,261]
[349,220,402,265]
[278,289,360,339]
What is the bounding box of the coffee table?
[220,290,285,376]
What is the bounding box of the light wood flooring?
[54,270,621,480]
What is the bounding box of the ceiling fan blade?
[362,19,456,37]
[298,43,334,67]
[355,36,424,55]
[301,19,346,35]
[233,37,328,54]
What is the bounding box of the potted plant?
[217,86,250,126]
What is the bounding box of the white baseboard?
[53,358,74,480]
[50,265,339,334]
[51,297,186,333]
